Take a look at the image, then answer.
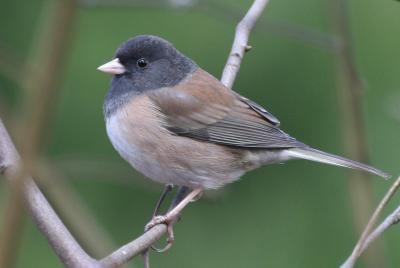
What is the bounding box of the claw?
[145,215,177,252]
[144,215,168,231]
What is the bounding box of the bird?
[98,34,389,247]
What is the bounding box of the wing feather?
[148,69,305,149]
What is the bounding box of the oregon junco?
[98,35,389,241]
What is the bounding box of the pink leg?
[152,184,174,217]
[144,187,203,251]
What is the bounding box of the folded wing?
[147,69,305,149]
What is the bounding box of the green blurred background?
[0,0,399,267]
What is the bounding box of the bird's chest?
[106,114,148,168]
[105,96,169,182]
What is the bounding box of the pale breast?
[105,95,247,189]
[106,95,167,182]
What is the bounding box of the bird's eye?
[137,58,148,68]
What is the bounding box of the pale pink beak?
[97,58,126,75]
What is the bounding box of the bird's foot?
[144,187,203,253]
[144,214,177,252]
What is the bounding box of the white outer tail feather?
[286,147,390,179]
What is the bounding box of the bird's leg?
[145,187,203,252]
[146,187,202,230]
[168,186,191,211]
[142,186,191,266]
[150,186,191,252]
[142,184,174,263]
[152,184,174,218]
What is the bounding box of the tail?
[286,147,390,179]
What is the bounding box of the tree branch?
[221,0,270,88]
[100,225,167,268]
[341,175,400,268]
[0,119,100,268]
[0,0,270,267]
[360,206,400,253]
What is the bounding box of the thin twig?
[221,0,270,88]
[360,206,400,253]
[341,176,400,268]
[330,0,386,266]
